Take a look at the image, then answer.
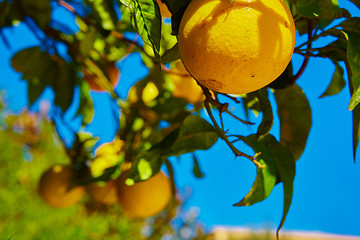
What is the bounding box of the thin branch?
[201,86,263,168]
[291,20,313,85]
[225,110,255,125]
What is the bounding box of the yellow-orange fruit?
[87,180,119,205]
[178,0,296,94]
[38,165,85,208]
[170,61,205,103]
[116,170,172,218]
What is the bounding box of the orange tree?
[1,0,360,238]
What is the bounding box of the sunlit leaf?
[274,84,312,161]
[127,149,163,182]
[119,0,162,60]
[319,62,346,98]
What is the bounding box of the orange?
[38,165,85,208]
[116,170,172,218]
[178,0,296,94]
[85,63,119,92]
[87,180,118,205]
[170,61,205,103]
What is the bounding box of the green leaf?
[255,89,273,138]
[127,149,163,182]
[234,134,295,237]
[167,115,218,156]
[268,62,293,90]
[296,0,321,17]
[153,115,218,157]
[342,19,360,110]
[0,1,23,27]
[22,0,51,29]
[119,0,162,60]
[80,29,97,57]
[274,84,312,161]
[11,47,55,106]
[192,154,204,178]
[319,62,346,98]
[352,105,360,162]
[52,63,76,112]
[161,43,180,63]
[84,0,118,30]
[77,81,94,125]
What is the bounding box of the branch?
[201,86,263,168]
[291,20,313,85]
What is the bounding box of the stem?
[202,88,263,168]
[225,110,255,125]
[291,20,313,85]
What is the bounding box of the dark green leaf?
[296,0,321,18]
[161,43,180,63]
[192,154,204,178]
[319,62,346,98]
[11,47,55,106]
[119,0,162,60]
[342,19,360,110]
[274,84,312,160]
[268,62,293,90]
[80,29,97,57]
[234,134,295,237]
[255,89,273,138]
[167,115,218,156]
[0,1,23,27]
[352,105,360,162]
[52,63,76,112]
[233,135,277,207]
[22,0,51,29]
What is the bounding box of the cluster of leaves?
[1,0,360,238]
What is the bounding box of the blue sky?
[1,0,360,237]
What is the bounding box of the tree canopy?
[1,0,360,238]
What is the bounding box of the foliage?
[0,105,208,240]
[0,0,360,238]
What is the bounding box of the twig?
[202,86,263,168]
[291,20,313,85]
[225,110,255,125]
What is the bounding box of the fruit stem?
[202,87,263,168]
[291,19,313,85]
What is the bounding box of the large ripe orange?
[85,63,120,92]
[178,0,295,94]
[116,170,172,218]
[38,165,85,208]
